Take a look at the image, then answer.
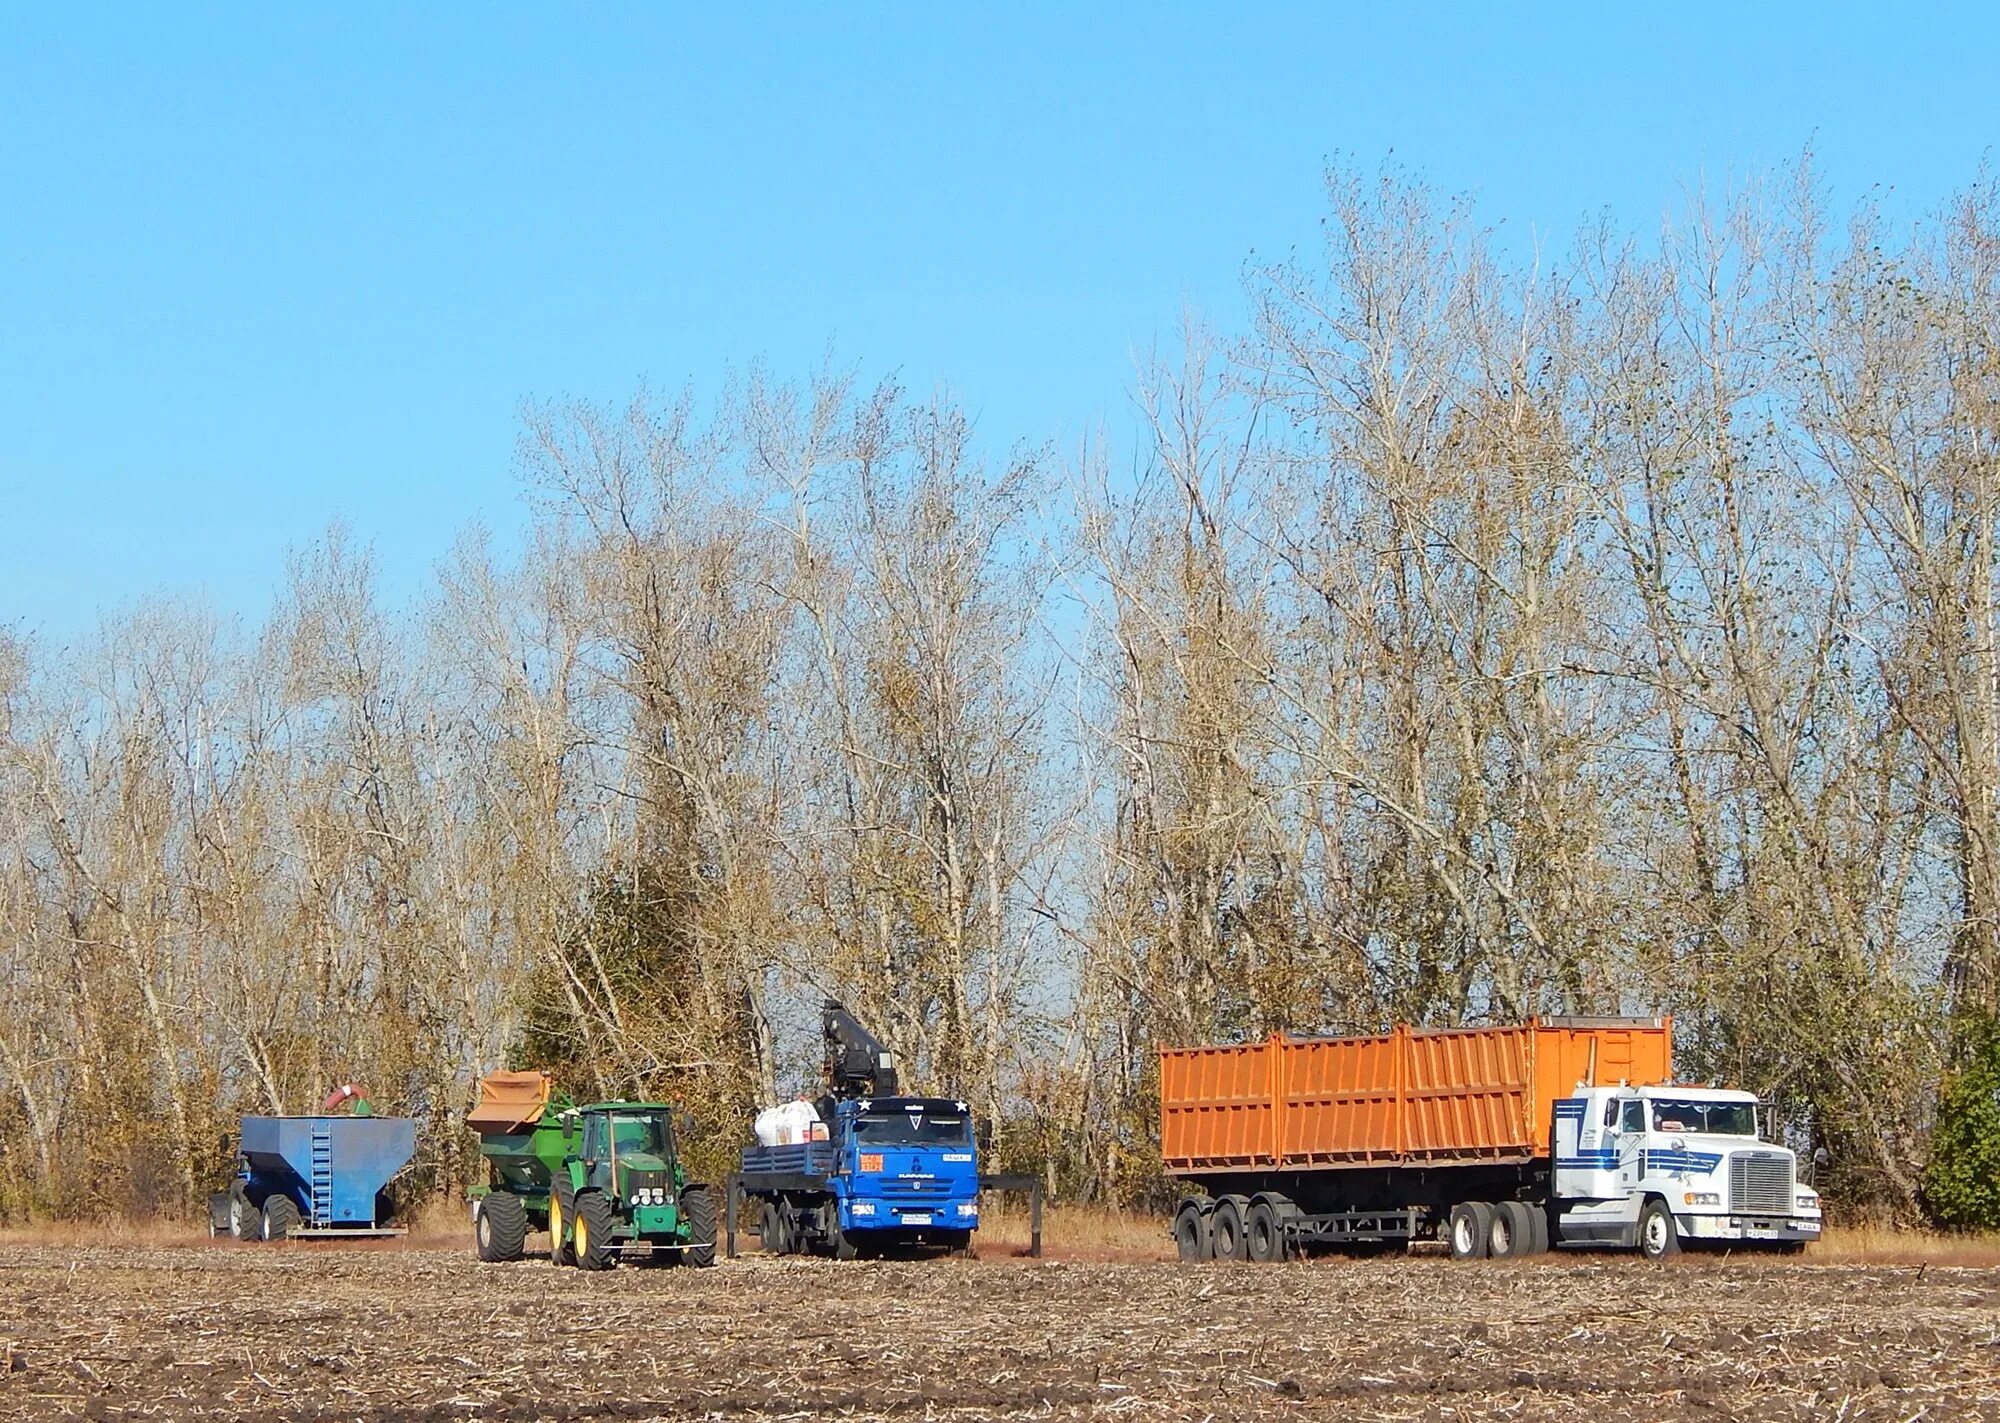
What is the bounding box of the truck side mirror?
[1810,1144,1829,1183]
[976,1118,995,1156]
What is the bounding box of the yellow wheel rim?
[551,1196,563,1248]
[575,1210,588,1257]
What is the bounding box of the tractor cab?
[577,1102,684,1210]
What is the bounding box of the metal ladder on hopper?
[309,1123,334,1227]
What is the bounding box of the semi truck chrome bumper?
[1679,1212,1820,1242]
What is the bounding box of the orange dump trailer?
[1159,1017,1673,1261]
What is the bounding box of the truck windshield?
[1649,1100,1757,1135]
[611,1113,671,1157]
[853,1109,971,1145]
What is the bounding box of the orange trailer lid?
[467,1070,554,1132]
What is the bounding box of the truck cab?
[827,1095,980,1245]
[1553,1084,1822,1256]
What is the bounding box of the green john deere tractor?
[467,1072,716,1270]
[551,1101,716,1270]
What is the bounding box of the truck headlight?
[956,1202,978,1217]
[851,1201,875,1217]
[1682,1191,1721,1207]
[1796,1194,1818,1212]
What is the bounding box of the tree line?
[3,162,1998,1225]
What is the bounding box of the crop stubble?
[0,1245,1996,1421]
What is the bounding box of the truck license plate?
[902,1212,931,1225]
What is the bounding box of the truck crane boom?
[823,999,899,1100]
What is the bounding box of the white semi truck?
[1161,1018,1822,1261]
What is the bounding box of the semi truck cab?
[1554,1084,1822,1255]
[829,1095,981,1240]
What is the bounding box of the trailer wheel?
[476,1192,527,1263]
[261,1194,300,1241]
[1448,1202,1493,1260]
[1246,1199,1288,1263]
[1488,1201,1537,1258]
[1173,1200,1213,1262]
[1528,1204,1551,1256]
[228,1185,260,1242]
[1210,1196,1250,1262]
[1638,1198,1681,1260]
[549,1181,577,1266]
[680,1185,717,1268]
[574,1190,617,1271]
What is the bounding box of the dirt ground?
[1,1241,1997,1422]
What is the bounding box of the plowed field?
[2,1242,1996,1420]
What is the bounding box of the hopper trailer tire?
[680,1185,717,1268]
[1210,1196,1250,1262]
[1448,1202,1493,1260]
[574,1190,617,1271]
[1638,1198,1681,1260]
[229,1185,260,1242]
[548,1181,577,1267]
[261,1195,300,1241]
[1173,1200,1212,1262]
[476,1192,527,1263]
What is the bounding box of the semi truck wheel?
[1210,1196,1250,1262]
[1528,1204,1551,1256]
[760,1201,786,1255]
[1638,1199,1681,1260]
[1448,1202,1493,1260]
[261,1195,300,1241]
[1173,1201,1212,1262]
[1488,1201,1536,1258]
[819,1201,859,1261]
[680,1185,717,1268]
[574,1191,617,1271]
[1246,1199,1288,1263]
[476,1192,527,1263]
[549,1181,576,1267]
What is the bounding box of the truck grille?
[1729,1151,1793,1215]
[880,1178,952,1198]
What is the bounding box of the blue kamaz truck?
[731,1002,983,1259]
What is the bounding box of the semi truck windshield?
[1649,1100,1756,1135]
[853,1110,971,1145]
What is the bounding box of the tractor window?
[610,1113,671,1157]
[582,1113,609,1160]
[853,1109,972,1146]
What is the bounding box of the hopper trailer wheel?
[261,1195,301,1241]
[1173,1200,1212,1262]
[229,1185,260,1242]
[574,1191,617,1271]
[476,1192,527,1263]
[680,1185,717,1268]
[1210,1196,1250,1262]
[1448,1202,1493,1260]
[548,1181,577,1267]
[1638,1199,1681,1260]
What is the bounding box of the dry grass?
[975,1203,1172,1261]
[1811,1223,2000,1266]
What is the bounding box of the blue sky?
[3,5,1994,645]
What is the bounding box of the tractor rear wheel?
[574,1190,617,1271]
[476,1192,527,1263]
[262,1195,300,1241]
[680,1185,717,1268]
[548,1181,577,1267]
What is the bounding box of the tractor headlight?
[1682,1191,1721,1207]
[851,1201,876,1217]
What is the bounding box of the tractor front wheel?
[680,1185,717,1268]
[476,1193,527,1263]
[574,1190,618,1271]
[548,1181,576,1267]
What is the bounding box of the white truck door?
[1615,1097,1646,1191]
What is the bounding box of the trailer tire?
[228,1184,259,1242]
[1448,1202,1493,1260]
[1210,1196,1250,1262]
[549,1180,577,1266]
[680,1185,717,1268]
[476,1192,527,1263]
[574,1190,617,1271]
[1638,1198,1681,1260]
[261,1194,300,1241]
[1246,1198,1289,1263]
[1488,1200,1536,1258]
[1173,1200,1213,1262]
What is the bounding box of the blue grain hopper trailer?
[208,1113,417,1241]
